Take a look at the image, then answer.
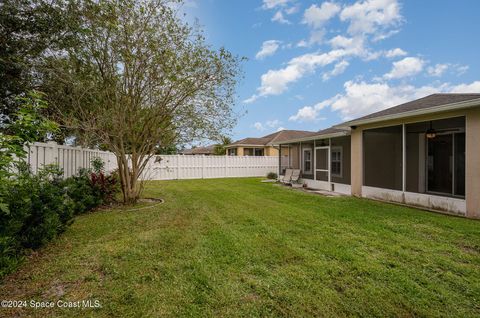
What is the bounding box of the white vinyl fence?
[140,155,279,180]
[26,141,117,178]
[25,142,279,180]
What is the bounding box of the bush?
[0,163,74,277]
[266,172,278,180]
[0,159,119,279]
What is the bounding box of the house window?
[254,148,264,156]
[243,148,253,156]
[331,147,342,177]
[227,148,237,156]
[303,148,312,174]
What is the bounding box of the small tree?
[44,0,242,203]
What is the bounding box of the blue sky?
[184,0,480,142]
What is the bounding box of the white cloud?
[450,81,480,93]
[256,40,282,60]
[329,35,366,55]
[340,0,402,36]
[385,48,407,58]
[297,80,480,121]
[262,0,292,10]
[276,126,286,131]
[243,94,259,104]
[384,56,425,79]
[248,35,380,101]
[289,106,319,122]
[253,119,283,131]
[271,10,291,24]
[285,5,299,15]
[289,99,333,122]
[307,29,326,46]
[253,49,349,97]
[266,119,281,127]
[427,63,449,77]
[455,65,469,75]
[323,60,349,81]
[303,2,341,28]
[253,122,265,131]
[300,2,341,47]
[296,39,308,47]
[426,63,470,77]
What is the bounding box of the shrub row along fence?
[26,142,280,180]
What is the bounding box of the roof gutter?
[225,144,266,148]
[275,131,350,145]
[334,98,480,129]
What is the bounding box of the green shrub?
[266,172,278,180]
[0,159,118,279]
[63,169,103,215]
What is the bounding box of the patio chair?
[281,168,293,184]
[288,169,301,185]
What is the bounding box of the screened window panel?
[454,133,465,196]
[363,125,403,190]
[316,148,328,170]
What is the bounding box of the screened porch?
[278,135,351,194]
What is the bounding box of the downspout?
[278,144,282,176]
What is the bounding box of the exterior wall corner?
[466,108,480,219]
[351,128,363,197]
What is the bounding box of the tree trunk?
[116,153,141,204]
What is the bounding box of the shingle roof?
[227,130,316,147]
[314,127,347,136]
[342,93,480,125]
[275,127,350,144]
[180,145,216,155]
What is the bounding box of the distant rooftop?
[180,145,216,155]
[227,130,316,147]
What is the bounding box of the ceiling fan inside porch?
[406,121,461,138]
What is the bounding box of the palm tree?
[213,136,233,155]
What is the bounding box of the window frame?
[303,148,313,175]
[331,146,342,178]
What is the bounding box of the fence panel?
[25,142,117,177]
[24,142,279,180]
[141,155,278,180]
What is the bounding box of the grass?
[1,178,479,317]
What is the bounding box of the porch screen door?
[315,147,330,181]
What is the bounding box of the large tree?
[0,0,74,120]
[44,0,242,203]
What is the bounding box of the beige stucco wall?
[350,106,480,218]
[227,146,287,157]
[351,129,363,196]
[466,107,480,218]
[266,146,278,156]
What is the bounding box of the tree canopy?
[0,0,74,119]
[42,0,243,203]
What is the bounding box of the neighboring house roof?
[180,145,216,155]
[337,93,480,128]
[277,127,351,144]
[226,130,316,147]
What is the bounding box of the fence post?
[201,155,205,179]
[176,155,179,179]
[224,155,227,178]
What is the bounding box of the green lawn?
[1,178,479,317]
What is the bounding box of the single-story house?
[278,93,480,219]
[225,130,315,156]
[180,145,216,155]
